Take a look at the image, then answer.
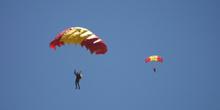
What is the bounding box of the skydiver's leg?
[78,83,80,89]
[75,81,80,89]
[75,81,78,89]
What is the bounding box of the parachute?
[145,55,163,72]
[49,27,107,55]
[145,55,163,63]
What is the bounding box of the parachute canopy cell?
[49,27,107,55]
[145,55,163,63]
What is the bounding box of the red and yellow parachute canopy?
[49,27,107,55]
[145,55,163,63]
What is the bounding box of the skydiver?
[153,67,156,72]
[74,69,82,89]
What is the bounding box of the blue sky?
[0,0,220,110]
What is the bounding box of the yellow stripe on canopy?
[150,56,158,61]
[60,27,93,46]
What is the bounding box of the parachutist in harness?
[145,55,163,73]
[74,69,82,89]
[153,67,156,72]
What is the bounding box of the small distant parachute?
[49,27,107,55]
[145,55,163,72]
[145,55,163,63]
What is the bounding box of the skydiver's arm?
[74,69,77,75]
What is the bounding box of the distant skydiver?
[145,55,163,72]
[74,69,82,89]
[153,67,156,72]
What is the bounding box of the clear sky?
[0,0,220,110]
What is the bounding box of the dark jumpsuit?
[74,72,81,89]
